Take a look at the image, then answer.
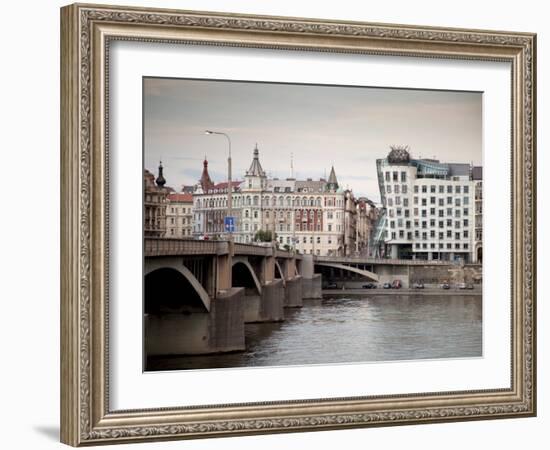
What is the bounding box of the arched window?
[246,196,251,206]
[253,196,259,206]
[278,196,284,207]
[316,197,321,206]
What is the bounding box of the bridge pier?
[243,279,285,323]
[284,275,303,307]
[145,287,245,356]
[299,255,323,299]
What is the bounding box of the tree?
[254,229,274,242]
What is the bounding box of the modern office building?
[376,146,478,262]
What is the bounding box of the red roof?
[213,181,242,190]
[167,193,193,203]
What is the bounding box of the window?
[455,186,461,194]
[438,198,444,206]
[447,196,453,205]
[414,208,419,216]
[430,185,436,193]
[422,185,427,193]
[402,185,408,194]
[393,171,398,182]
[414,196,418,205]
[390,220,395,229]
[406,220,411,229]
[421,198,427,206]
[439,210,444,217]
[404,209,410,218]
[422,221,427,229]
[407,232,413,240]
[430,219,435,227]
[439,221,444,228]
[455,232,461,240]
[414,186,419,193]
[430,243,435,249]
[414,230,419,238]
[421,210,427,217]
[439,185,445,193]
[422,232,427,240]
[385,172,390,182]
[253,211,258,219]
[447,230,452,238]
[398,219,403,227]
[464,243,469,249]
[455,221,461,229]
[399,230,404,238]
[386,185,392,194]
[447,208,452,216]
[396,208,402,216]
[439,232,444,239]
[430,197,436,205]
[416,243,420,249]
[455,210,461,217]
[430,208,435,216]
[447,243,452,249]
[391,232,396,239]
[447,185,453,193]
[317,237,321,244]
[464,185,469,194]
[403,198,409,207]
[464,197,469,205]
[463,219,469,227]
[395,185,400,194]
[463,208,469,216]
[388,198,393,207]
[463,230,469,238]
[455,198,461,207]
[430,230,435,238]
[455,243,461,249]
[401,171,407,182]
[447,219,452,227]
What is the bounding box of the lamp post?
[205,130,232,242]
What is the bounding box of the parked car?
[382,282,392,289]
[362,283,377,289]
[413,282,425,289]
[391,280,402,289]
[457,282,474,290]
[325,282,338,289]
[441,283,451,290]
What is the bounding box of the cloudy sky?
[144,77,482,203]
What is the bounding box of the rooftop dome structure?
[387,145,411,164]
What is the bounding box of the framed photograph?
[60,3,536,446]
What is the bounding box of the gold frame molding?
[60,3,536,446]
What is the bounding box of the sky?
[144,77,482,203]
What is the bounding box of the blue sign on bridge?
[224,216,235,233]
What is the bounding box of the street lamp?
[205,130,233,242]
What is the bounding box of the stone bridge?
[144,238,322,358]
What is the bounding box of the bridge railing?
[314,255,457,266]
[145,238,221,256]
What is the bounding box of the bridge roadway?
[143,238,460,362]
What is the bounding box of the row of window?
[413,184,470,194]
[195,196,344,209]
[390,219,470,229]
[168,207,191,214]
[414,242,470,250]
[387,196,470,207]
[385,171,408,183]
[167,228,192,236]
[169,217,191,225]
[389,230,470,240]
[388,208,470,218]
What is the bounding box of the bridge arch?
[274,260,287,286]
[315,262,379,282]
[232,258,262,294]
[144,265,211,313]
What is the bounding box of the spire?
[155,160,166,187]
[246,143,266,177]
[200,157,214,191]
[326,165,339,191]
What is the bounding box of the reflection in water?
[147,295,482,371]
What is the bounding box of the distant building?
[144,162,170,237]
[192,145,377,256]
[376,146,479,263]
[166,193,194,238]
[472,166,483,263]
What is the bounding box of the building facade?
[166,193,194,238]
[192,145,376,256]
[144,163,169,237]
[473,166,483,263]
[376,146,478,262]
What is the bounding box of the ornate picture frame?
[60,3,536,446]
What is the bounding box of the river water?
[147,294,482,371]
